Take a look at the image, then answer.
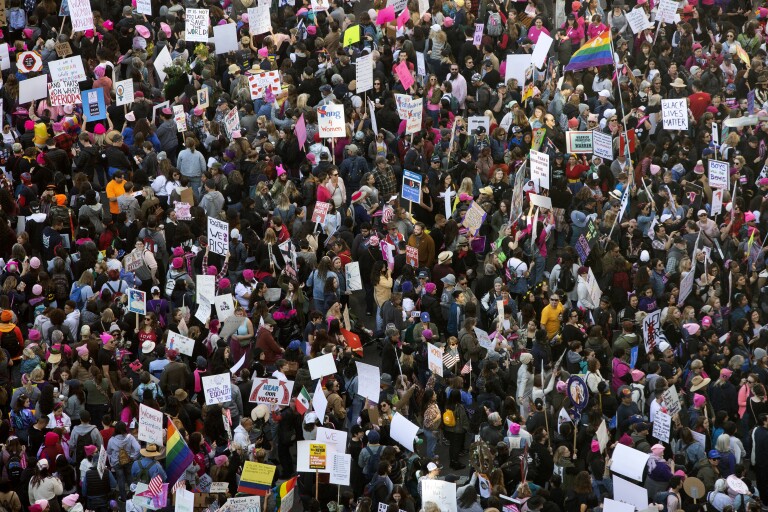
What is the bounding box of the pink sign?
[295,113,307,148]
[311,202,330,224]
[396,61,415,91]
[376,5,395,25]
[397,8,410,29]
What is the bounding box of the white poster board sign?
[318,104,346,138]
[49,56,87,82]
[345,262,363,291]
[661,98,689,130]
[69,0,94,32]
[115,79,134,106]
[185,9,210,42]
[652,411,672,442]
[213,294,235,322]
[661,386,682,417]
[207,217,229,256]
[531,32,553,69]
[213,23,238,55]
[19,75,49,104]
[708,159,729,190]
[610,443,650,482]
[329,453,351,486]
[154,46,173,82]
[138,403,164,445]
[530,149,550,190]
[175,489,194,512]
[127,288,146,315]
[505,54,532,87]
[167,331,195,357]
[421,480,457,512]
[612,475,650,510]
[467,116,490,135]
[308,353,338,380]
[249,6,271,35]
[355,362,381,403]
[248,378,295,407]
[627,8,652,33]
[427,343,443,376]
[202,373,232,405]
[390,412,420,452]
[315,427,348,454]
[356,53,374,93]
[592,129,614,160]
[49,81,81,106]
[296,441,330,474]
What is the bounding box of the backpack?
[118,446,132,466]
[142,232,158,254]
[136,459,157,484]
[654,491,673,512]
[442,409,456,427]
[165,271,187,298]
[557,266,576,292]
[70,282,85,309]
[106,281,126,300]
[506,260,522,287]
[363,445,383,478]
[487,12,503,36]
[6,453,22,483]
[75,426,96,463]
[8,7,25,30]
[52,273,70,304]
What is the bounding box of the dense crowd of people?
[1,0,768,511]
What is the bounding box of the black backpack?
[75,427,96,463]
[6,453,22,483]
[52,273,70,304]
[557,266,576,293]
[363,445,383,478]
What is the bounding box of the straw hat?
[689,375,711,392]
[140,444,165,458]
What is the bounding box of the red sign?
[17,51,42,73]
[406,246,419,267]
[311,202,330,224]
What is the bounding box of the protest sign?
[315,427,348,454]
[530,149,550,190]
[224,496,261,512]
[248,378,295,406]
[249,6,271,35]
[0,44,10,70]
[531,32,553,69]
[17,51,42,74]
[345,261,362,291]
[473,23,484,44]
[329,453,351,486]
[175,489,194,512]
[133,483,168,510]
[462,202,487,235]
[185,9,210,42]
[309,443,327,470]
[390,413,420,451]
[529,194,553,210]
[356,53,374,93]
[49,55,86,82]
[421,480,457,512]
[19,75,49,104]
[213,23,238,54]
[138,404,165,445]
[167,331,195,357]
[207,218,229,255]
[202,374,232,405]
[642,309,667,355]
[54,42,73,57]
[48,80,81,107]
[708,160,729,189]
[97,445,107,477]
[505,54,531,86]
[603,498,634,512]
[69,0,94,32]
[173,105,187,132]
[355,362,381,402]
[402,97,423,134]
[566,131,593,154]
[296,441,330,473]
[612,476,649,510]
[308,353,338,380]
[312,379,327,420]
[318,104,345,137]
[653,411,672,442]
[662,98,689,130]
[154,46,173,82]
[627,7,652,33]
[405,246,419,267]
[712,188,723,216]
[468,116,490,135]
[395,61,414,90]
[610,443,650,482]
[311,202,330,224]
[127,289,146,315]
[402,170,422,203]
[238,462,277,495]
[213,294,235,322]
[209,482,229,493]
[248,70,281,100]
[136,0,151,15]
[427,343,444,376]
[678,269,695,306]
[224,107,241,136]
[81,88,107,121]
[592,130,614,160]
[115,79,134,106]
[174,202,191,221]
[662,386,682,416]
[197,275,216,304]
[656,0,679,24]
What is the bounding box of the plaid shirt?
[373,166,397,200]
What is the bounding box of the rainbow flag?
[564,32,613,72]
[165,419,194,487]
[736,44,750,67]
[277,476,298,512]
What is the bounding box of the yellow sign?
[241,461,277,485]
[309,443,326,470]
[343,26,360,47]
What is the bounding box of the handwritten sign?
[708,159,729,189]
[592,129,614,160]
[174,202,191,220]
[473,23,484,45]
[69,0,94,32]
[462,202,487,235]
[405,246,419,267]
[49,55,86,82]
[530,149,550,190]
[54,42,72,57]
[185,8,209,42]
[248,71,281,100]
[421,480,457,512]
[627,7,652,33]
[238,462,277,496]
[167,331,195,357]
[224,107,241,136]
[214,294,235,322]
[173,105,187,132]
[311,202,330,224]
[427,343,443,376]
[661,98,688,130]
[318,104,345,138]
[656,0,679,24]
[207,217,229,256]
[202,373,232,405]
[248,378,295,406]
[652,411,672,442]
[402,97,423,134]
[661,386,681,416]
[138,404,164,445]
[48,81,81,106]
[249,6,271,35]
[136,0,151,15]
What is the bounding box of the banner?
[202,374,232,405]
[661,98,688,130]
[318,104,345,138]
[185,9,210,42]
[138,404,165,445]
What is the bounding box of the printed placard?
[173,105,187,132]
[48,81,81,106]
[138,403,164,445]
[128,288,146,315]
[708,159,729,190]
[402,169,422,203]
[115,79,134,106]
[174,202,192,220]
[248,378,295,406]
[318,104,345,138]
[661,98,688,130]
[202,373,232,405]
[207,217,229,255]
[81,88,106,121]
[224,107,241,136]
[185,8,210,42]
[329,453,351,486]
[197,88,210,109]
[565,131,594,154]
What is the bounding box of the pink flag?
[396,61,415,91]
[376,5,395,25]
[295,113,307,148]
[397,8,410,29]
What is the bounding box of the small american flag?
[137,474,164,497]
[461,360,472,375]
[173,480,187,493]
[443,352,459,368]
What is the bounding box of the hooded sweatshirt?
[68,424,102,463]
[106,433,140,468]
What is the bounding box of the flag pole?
[608,32,638,198]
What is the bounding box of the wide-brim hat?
[670,78,687,88]
[438,251,452,264]
[690,375,711,392]
[140,444,165,458]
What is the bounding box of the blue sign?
[566,375,589,410]
[81,88,106,122]
[402,170,422,204]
